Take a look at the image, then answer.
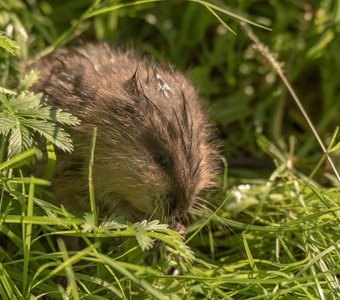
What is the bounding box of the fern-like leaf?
[21,119,74,153]
[0,88,79,157]
[8,92,42,111]
[136,233,154,251]
[132,220,169,232]
[0,32,19,56]
[19,70,40,91]
[8,125,33,156]
[17,107,79,125]
[0,114,17,135]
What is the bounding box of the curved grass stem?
[240,22,340,184]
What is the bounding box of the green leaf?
[8,92,42,111]
[136,233,154,251]
[19,70,40,91]
[132,219,169,232]
[82,213,97,233]
[0,93,11,109]
[99,218,128,231]
[0,90,78,155]
[47,108,80,125]
[8,125,33,156]
[20,118,74,152]
[17,106,79,126]
[0,87,17,95]
[329,141,340,153]
[0,114,17,135]
[307,29,335,59]
[0,32,19,56]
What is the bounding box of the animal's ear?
[123,66,152,113]
[124,65,140,96]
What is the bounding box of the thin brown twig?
[239,21,340,183]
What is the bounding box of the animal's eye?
[158,155,168,166]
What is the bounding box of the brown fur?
[29,44,219,221]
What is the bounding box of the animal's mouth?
[117,193,160,221]
[122,198,167,222]
[100,191,178,222]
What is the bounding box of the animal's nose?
[165,191,190,216]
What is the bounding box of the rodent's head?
[80,60,219,221]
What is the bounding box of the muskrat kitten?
[29,44,219,222]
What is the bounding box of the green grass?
[1,0,340,299]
